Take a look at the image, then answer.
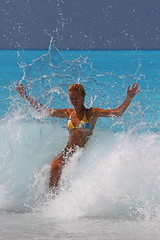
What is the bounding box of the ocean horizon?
[0,45,160,239]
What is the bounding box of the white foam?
[0,114,160,222]
[43,131,160,221]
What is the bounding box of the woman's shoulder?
[86,107,100,113]
[85,107,98,119]
[86,107,103,119]
[67,108,74,115]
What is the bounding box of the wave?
[0,116,160,222]
[44,129,160,221]
[0,41,159,222]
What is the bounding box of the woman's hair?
[68,84,86,96]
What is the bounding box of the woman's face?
[69,91,84,107]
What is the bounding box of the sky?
[0,0,160,50]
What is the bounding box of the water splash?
[12,40,151,133]
[0,43,159,224]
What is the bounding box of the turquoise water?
[1,48,159,132]
[0,44,160,239]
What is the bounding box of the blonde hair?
[68,84,86,96]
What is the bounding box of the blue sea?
[0,42,160,240]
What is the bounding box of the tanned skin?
[15,82,140,188]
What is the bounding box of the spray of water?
[0,42,159,223]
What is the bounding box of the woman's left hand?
[127,82,140,100]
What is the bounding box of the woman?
[15,82,140,188]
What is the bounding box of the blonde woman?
[15,82,140,188]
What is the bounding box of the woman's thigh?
[49,153,65,188]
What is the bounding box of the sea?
[0,41,160,240]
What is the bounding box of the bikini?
[67,110,90,131]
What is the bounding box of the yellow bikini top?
[67,110,90,131]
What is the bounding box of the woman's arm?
[93,82,140,118]
[15,83,43,110]
[15,83,68,118]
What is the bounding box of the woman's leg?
[49,153,65,188]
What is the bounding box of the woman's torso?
[66,108,96,148]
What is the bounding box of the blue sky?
[1,0,160,49]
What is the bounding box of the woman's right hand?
[15,83,26,98]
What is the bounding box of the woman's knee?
[50,154,64,172]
